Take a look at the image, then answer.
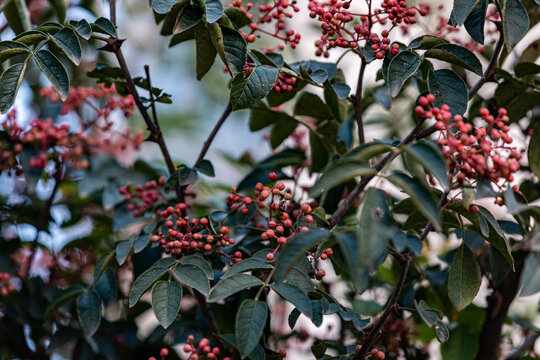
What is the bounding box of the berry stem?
[195,102,233,165]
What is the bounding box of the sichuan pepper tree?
[1,0,540,359]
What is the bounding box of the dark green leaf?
[194,159,215,177]
[428,69,468,115]
[129,267,170,307]
[195,26,217,80]
[92,17,117,37]
[150,0,184,14]
[47,0,67,23]
[463,0,486,44]
[230,66,278,110]
[388,50,421,97]
[77,291,102,337]
[223,256,272,278]
[181,254,214,279]
[45,285,85,318]
[0,61,27,114]
[294,92,334,120]
[502,0,529,50]
[3,0,31,34]
[405,140,449,188]
[214,25,246,76]
[441,325,479,360]
[311,342,327,358]
[448,243,481,311]
[309,160,374,198]
[208,274,263,302]
[273,229,329,282]
[169,24,196,47]
[224,7,252,28]
[515,62,540,77]
[152,280,182,328]
[270,114,297,149]
[13,31,48,45]
[236,299,268,357]
[174,264,210,296]
[519,252,540,297]
[33,49,70,101]
[414,299,440,327]
[386,172,441,230]
[408,35,448,50]
[51,27,82,65]
[69,19,92,40]
[453,0,482,24]
[115,240,132,266]
[0,40,30,63]
[95,268,117,307]
[424,44,482,75]
[270,282,313,319]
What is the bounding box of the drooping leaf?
[230,66,278,110]
[502,0,529,51]
[129,267,170,307]
[205,0,224,22]
[33,50,70,101]
[77,290,102,337]
[94,268,117,307]
[92,17,117,37]
[173,264,210,296]
[448,243,481,311]
[0,61,27,114]
[519,252,540,297]
[3,0,32,34]
[452,0,482,25]
[208,274,263,302]
[235,299,268,357]
[387,50,422,97]
[270,282,313,319]
[408,35,448,50]
[195,25,217,80]
[428,69,468,115]
[270,114,297,149]
[212,25,246,76]
[151,280,182,328]
[405,140,449,188]
[0,41,31,63]
[424,44,482,75]
[223,256,272,278]
[51,27,82,65]
[273,229,329,282]
[463,0,486,44]
[47,0,67,23]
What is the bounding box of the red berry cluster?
[0,273,15,297]
[147,347,169,360]
[415,95,520,192]
[119,177,167,217]
[308,0,428,57]
[182,335,227,360]
[40,84,135,117]
[229,0,301,50]
[151,206,236,256]
[273,73,297,92]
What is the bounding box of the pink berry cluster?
[308,0,428,57]
[182,335,227,360]
[119,177,167,217]
[229,0,301,50]
[0,273,15,297]
[150,205,236,256]
[147,347,169,360]
[415,95,520,192]
[40,84,135,117]
[273,73,297,93]
[355,345,386,359]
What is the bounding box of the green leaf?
[224,7,252,28]
[3,0,31,34]
[205,0,223,23]
[405,140,449,188]
[448,243,481,311]
[294,92,334,120]
[515,62,540,77]
[208,274,263,302]
[194,159,215,177]
[47,0,67,23]
[311,343,327,358]
[519,252,540,297]
[230,66,278,111]
[69,19,92,40]
[387,50,421,97]
[414,299,440,327]
[13,31,48,45]
[235,299,268,357]
[428,69,468,115]
[386,172,441,230]
[273,229,329,282]
[45,285,85,318]
[424,44,482,75]
[463,0,486,44]
[309,160,374,198]
[150,0,184,14]
[212,25,246,76]
[223,256,272,278]
[441,325,479,360]
[0,41,31,63]
[129,267,170,307]
[173,264,210,295]
[270,114,297,149]
[35,22,63,34]
[169,22,197,47]
[77,290,102,337]
[408,35,448,50]
[92,17,117,37]
[33,50,69,101]
[51,27,82,65]
[270,283,313,319]
[151,280,182,328]
[502,0,529,50]
[181,254,214,279]
[452,0,482,25]
[356,188,394,272]
[0,61,27,114]
[94,268,117,307]
[435,319,450,342]
[195,26,217,80]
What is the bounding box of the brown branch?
[144,64,159,128]
[329,117,429,227]
[195,102,232,165]
[109,0,117,27]
[353,58,367,145]
[468,25,504,100]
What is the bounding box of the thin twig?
[144,65,159,127]
[353,58,367,144]
[468,26,504,100]
[195,102,233,165]
[504,333,539,360]
[109,0,117,27]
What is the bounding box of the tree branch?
[468,26,504,100]
[144,64,159,128]
[195,102,232,165]
[353,58,367,145]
